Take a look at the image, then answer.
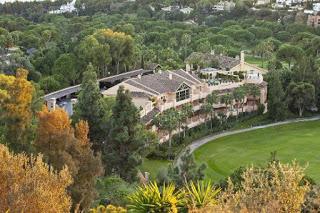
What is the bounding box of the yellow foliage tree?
[94,29,134,74]
[0,144,72,212]
[213,161,310,213]
[0,68,34,151]
[75,120,90,145]
[35,107,103,211]
[37,106,73,139]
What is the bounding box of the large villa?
[103,51,268,141]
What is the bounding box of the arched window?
[176,83,190,102]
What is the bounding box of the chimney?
[48,98,56,111]
[186,63,191,72]
[169,73,173,80]
[240,51,245,64]
[137,74,142,79]
[210,49,215,55]
[158,70,162,74]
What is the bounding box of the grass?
[139,158,171,179]
[245,55,268,69]
[194,120,320,182]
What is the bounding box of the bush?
[213,161,310,212]
[257,103,265,115]
[185,181,220,210]
[96,176,135,206]
[128,182,184,213]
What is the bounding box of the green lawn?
[139,158,170,180]
[194,120,320,182]
[245,55,268,69]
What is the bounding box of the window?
[176,83,190,102]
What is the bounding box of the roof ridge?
[130,79,161,95]
[179,69,202,84]
[172,69,202,84]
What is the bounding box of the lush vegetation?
[1,0,320,211]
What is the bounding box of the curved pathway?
[176,115,320,165]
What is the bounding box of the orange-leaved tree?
[0,143,72,212]
[35,107,103,211]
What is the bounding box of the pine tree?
[104,86,145,182]
[35,107,103,211]
[73,63,106,150]
[72,120,104,212]
[267,70,287,121]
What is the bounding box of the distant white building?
[314,3,320,12]
[49,0,77,14]
[275,0,307,7]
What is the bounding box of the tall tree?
[233,86,246,117]
[176,103,193,141]
[94,29,134,74]
[276,44,304,70]
[255,39,274,68]
[53,53,78,85]
[267,70,287,121]
[73,64,106,150]
[72,120,104,212]
[287,82,315,117]
[105,86,147,182]
[0,68,34,152]
[154,108,179,159]
[202,91,219,129]
[220,93,234,116]
[246,84,261,111]
[77,35,112,78]
[181,103,193,138]
[35,107,103,211]
[0,144,72,212]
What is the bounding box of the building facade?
[307,14,320,28]
[103,53,268,142]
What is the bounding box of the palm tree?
[220,93,234,117]
[202,91,219,130]
[247,84,261,111]
[201,103,212,129]
[154,109,179,159]
[232,86,246,118]
[181,103,193,138]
